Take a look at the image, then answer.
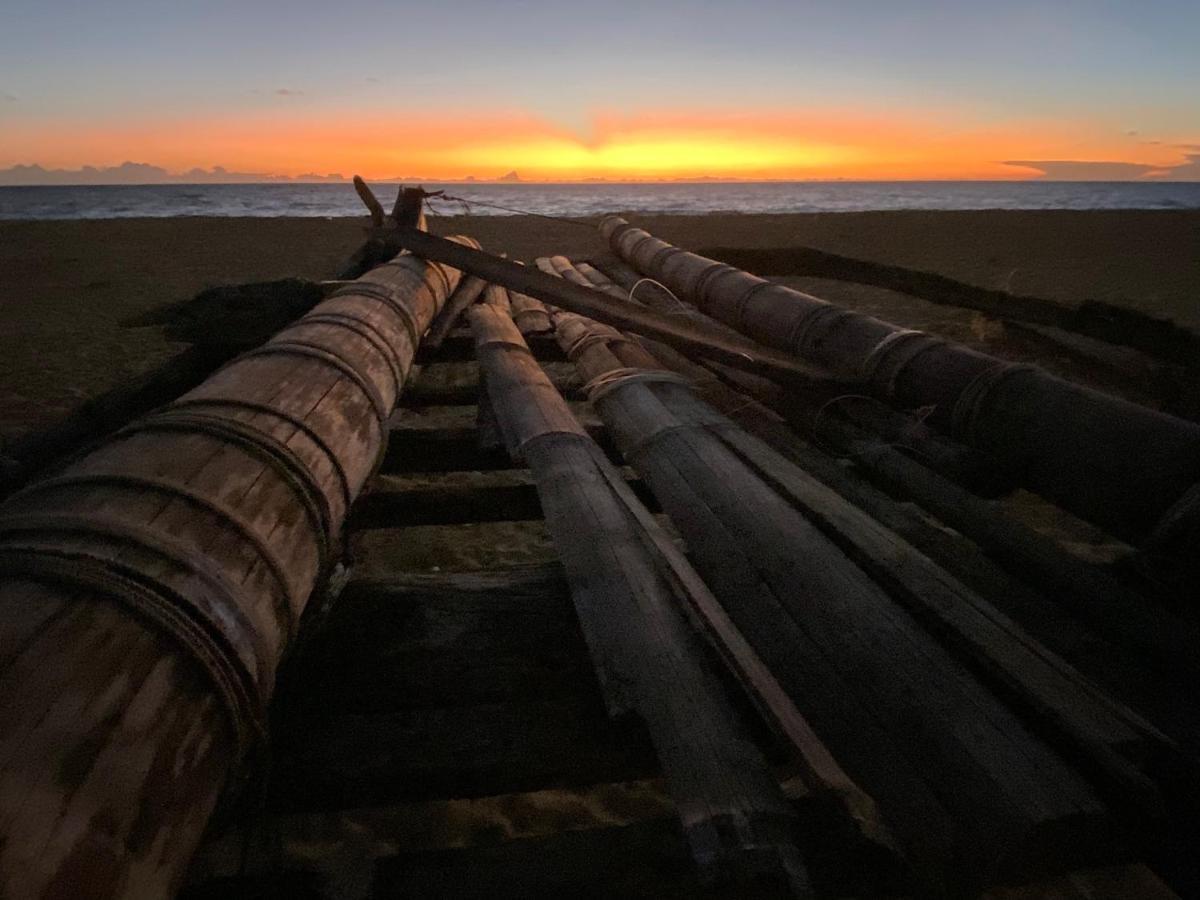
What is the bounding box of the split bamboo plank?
[467,293,815,895]
[592,256,1200,683]
[600,216,1200,542]
[561,257,1174,804]
[540,263,1110,893]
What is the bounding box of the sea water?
[2,180,1199,219]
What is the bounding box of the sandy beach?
[2,209,1198,442]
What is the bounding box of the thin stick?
[352,175,385,227]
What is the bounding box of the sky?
[1,0,1198,182]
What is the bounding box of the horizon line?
[4,177,1200,186]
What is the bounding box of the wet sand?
[2,210,1198,441]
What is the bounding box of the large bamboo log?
[701,244,1200,369]
[586,256,1012,496]
[600,216,1200,541]
[0,238,477,897]
[466,292,817,896]
[540,274,1111,893]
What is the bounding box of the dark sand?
[2,210,1198,442]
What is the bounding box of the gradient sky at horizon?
[2,0,1198,180]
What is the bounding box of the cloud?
[1156,153,1200,181]
[1125,129,1139,136]
[1004,155,1200,181]
[274,88,303,96]
[365,77,380,83]
[2,92,16,102]
[1005,159,1161,180]
[0,162,348,185]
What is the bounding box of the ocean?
[1,181,1199,219]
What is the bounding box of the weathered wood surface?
[600,216,1200,542]
[381,405,614,473]
[468,295,814,894]
[590,256,1014,496]
[507,261,555,335]
[565,256,1174,802]
[0,237,476,897]
[701,243,1200,369]
[335,182,429,279]
[421,274,490,352]
[352,174,386,227]
[266,564,656,811]
[269,695,661,813]
[398,360,582,406]
[417,326,566,363]
[278,565,595,711]
[350,469,657,528]
[592,256,1200,679]
[541,267,1112,893]
[392,225,839,387]
[511,289,553,334]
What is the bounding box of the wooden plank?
[382,408,616,473]
[591,257,1200,688]
[418,328,567,363]
[541,277,1111,892]
[565,259,1175,810]
[468,297,814,894]
[599,216,1200,542]
[980,863,1180,899]
[267,696,660,813]
[349,470,657,527]
[399,361,582,407]
[370,812,910,900]
[274,564,605,714]
[370,819,720,899]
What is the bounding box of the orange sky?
[3,106,1196,181]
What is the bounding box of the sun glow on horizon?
[439,131,858,179]
[2,106,1197,183]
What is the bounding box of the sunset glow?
[3,106,1198,183]
[1,1,1197,183]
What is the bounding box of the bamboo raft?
[0,183,1197,899]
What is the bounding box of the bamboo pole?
[560,257,1179,804]
[422,274,490,352]
[583,263,1200,756]
[389,226,839,387]
[0,237,477,898]
[466,290,815,896]
[539,263,1111,894]
[701,244,1200,369]
[586,257,1011,495]
[600,216,1200,542]
[590,256,1200,680]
